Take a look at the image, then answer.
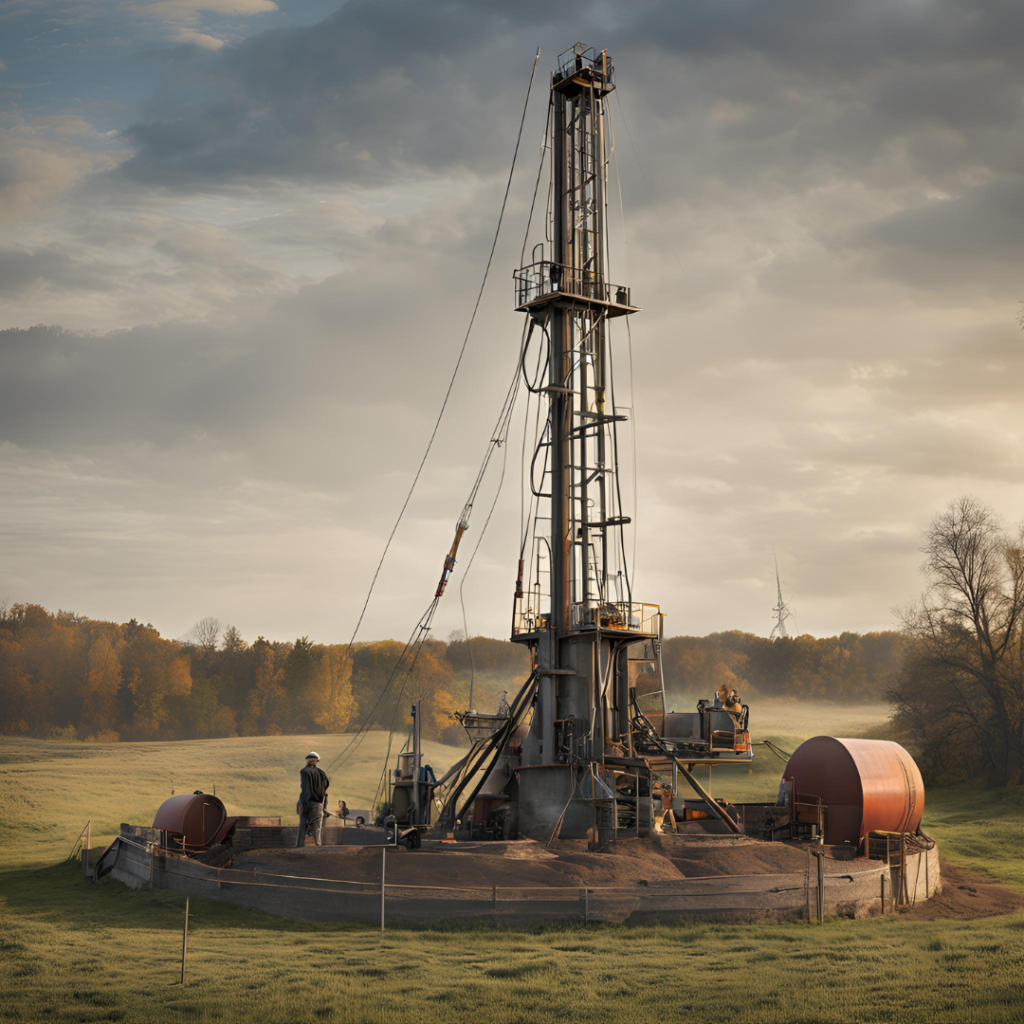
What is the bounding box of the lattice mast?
[770,552,791,640]
[511,45,660,840]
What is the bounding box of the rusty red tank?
[152,792,233,850]
[782,736,924,846]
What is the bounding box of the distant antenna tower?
[770,552,792,640]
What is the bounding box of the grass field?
[2,701,1023,1024]
[0,731,466,871]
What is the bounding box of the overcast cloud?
[2,0,1024,645]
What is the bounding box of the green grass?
[916,787,1024,893]
[2,860,1023,1023]
[2,703,1023,1023]
[0,732,464,870]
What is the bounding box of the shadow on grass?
[0,861,367,934]
[0,861,729,941]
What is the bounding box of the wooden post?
[900,834,909,907]
[880,872,886,915]
[180,898,189,984]
[492,884,497,915]
[805,848,811,923]
[584,887,589,924]
[380,847,386,933]
[816,852,825,923]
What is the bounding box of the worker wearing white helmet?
[296,751,330,847]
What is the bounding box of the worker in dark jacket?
[296,751,330,847]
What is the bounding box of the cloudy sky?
[2,0,1024,646]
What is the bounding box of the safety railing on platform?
[512,591,549,635]
[571,601,661,633]
[513,598,661,636]
[514,261,632,310]
[555,44,614,86]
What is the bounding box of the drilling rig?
[388,45,753,844]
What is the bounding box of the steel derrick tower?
[511,45,661,840]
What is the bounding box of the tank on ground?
[782,737,924,846]
[152,792,231,851]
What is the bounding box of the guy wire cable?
[324,48,541,763]
[333,48,541,684]
[459,359,523,707]
[372,608,438,811]
[325,599,436,774]
[520,95,553,269]
[607,101,640,585]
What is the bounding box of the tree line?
[6,497,1014,789]
[0,607,531,745]
[662,630,906,706]
[0,601,909,745]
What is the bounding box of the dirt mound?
[900,862,1024,921]
[232,846,571,888]
[542,838,685,885]
[229,836,835,890]
[661,836,815,877]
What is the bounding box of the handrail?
[513,260,632,309]
[67,819,91,862]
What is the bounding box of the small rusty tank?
[152,792,232,850]
[783,737,924,846]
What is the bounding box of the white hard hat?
[306,751,320,761]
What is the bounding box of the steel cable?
[334,46,540,683]
[321,50,541,771]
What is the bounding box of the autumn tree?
[309,646,357,733]
[242,637,287,735]
[221,625,246,653]
[282,636,318,729]
[0,636,32,735]
[182,617,221,654]
[121,624,192,738]
[425,687,463,743]
[891,497,1024,787]
[79,631,122,736]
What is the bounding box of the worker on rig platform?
[296,751,330,847]
[715,683,743,719]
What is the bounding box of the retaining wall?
[106,831,941,925]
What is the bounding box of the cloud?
[0,246,119,294]
[135,0,279,21]
[859,179,1024,293]
[117,0,279,51]
[0,118,127,222]
[175,28,226,49]
[7,0,1024,640]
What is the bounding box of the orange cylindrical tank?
[152,792,229,849]
[782,737,924,846]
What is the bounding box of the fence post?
[805,848,811,923]
[380,847,386,933]
[492,884,497,916]
[180,898,189,984]
[584,887,589,924]
[880,872,886,915]
[816,852,825,923]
